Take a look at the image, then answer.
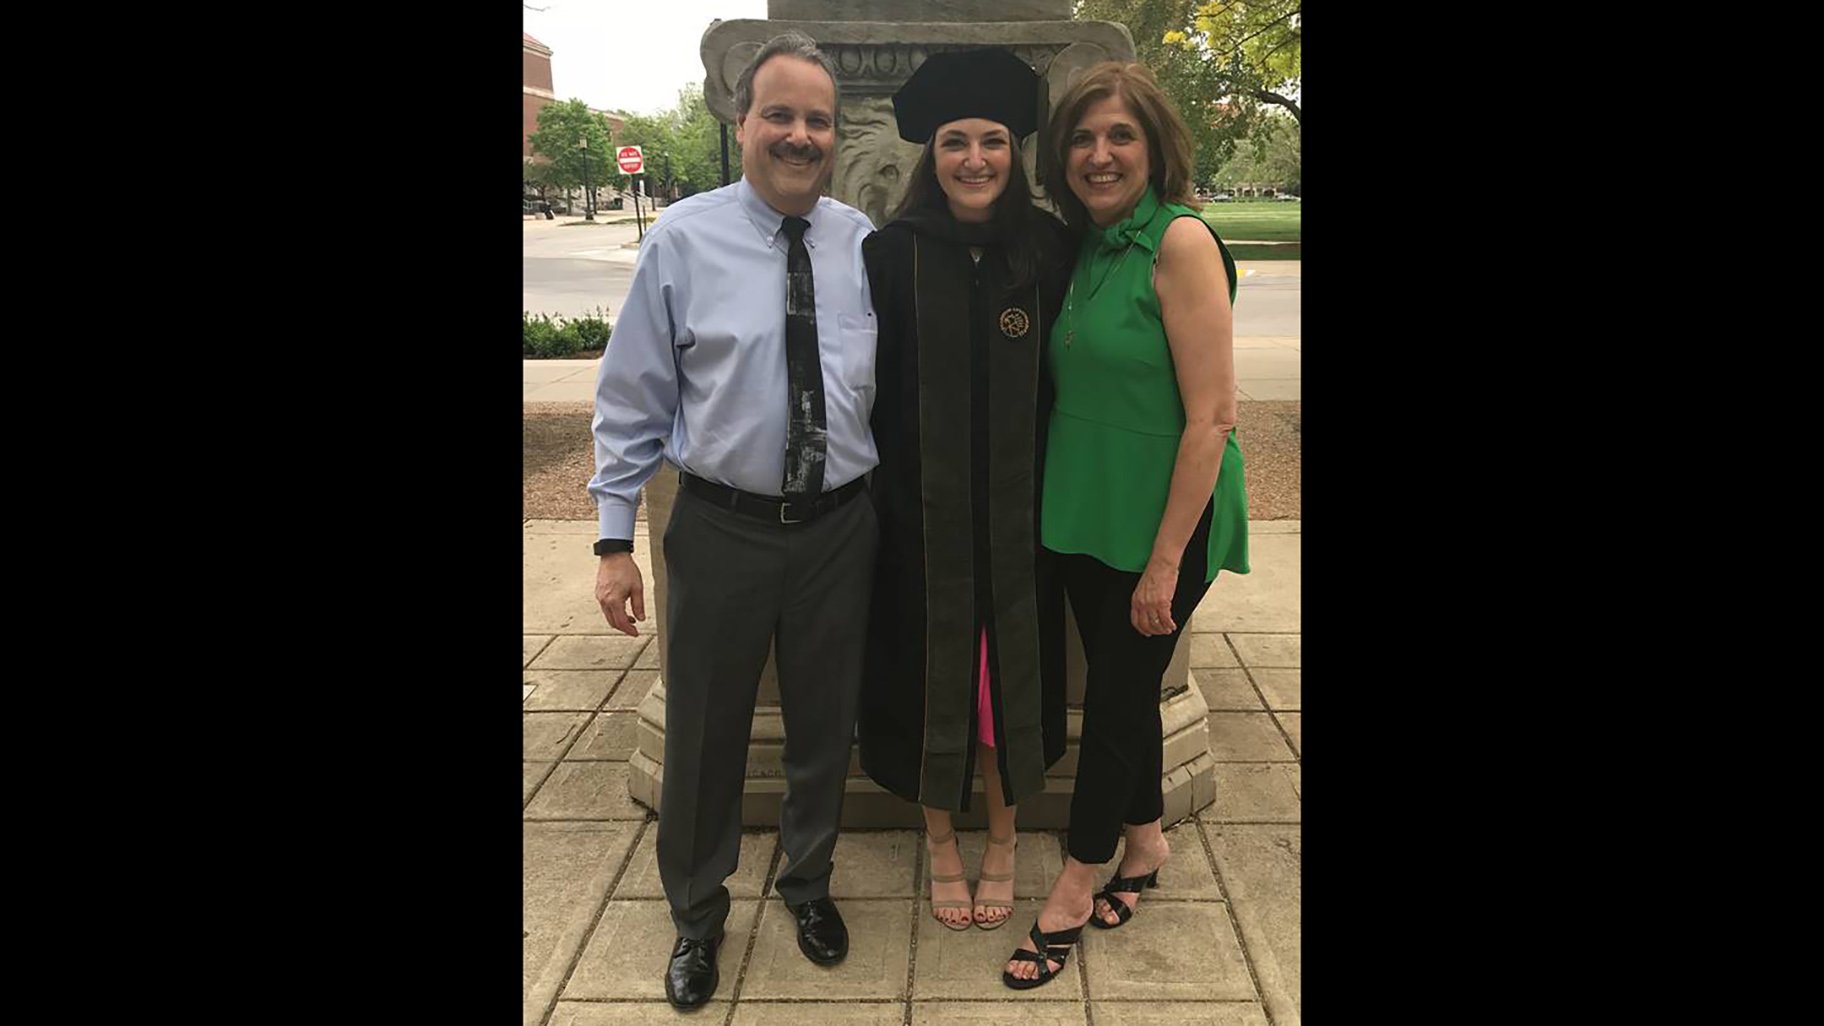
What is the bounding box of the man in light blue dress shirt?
[587,32,879,1009]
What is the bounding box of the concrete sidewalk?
[524,517,1301,1026]
[525,325,1301,404]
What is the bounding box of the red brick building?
[524,33,557,157]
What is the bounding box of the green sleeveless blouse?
[1041,187,1250,581]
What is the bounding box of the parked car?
[1208,193,1233,202]
[1276,193,1301,201]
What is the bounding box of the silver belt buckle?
[778,499,805,525]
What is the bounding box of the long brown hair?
[1041,62,1198,235]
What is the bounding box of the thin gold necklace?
[1064,238,1137,348]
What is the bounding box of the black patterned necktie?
[780,215,827,497]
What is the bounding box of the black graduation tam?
[892,48,1041,144]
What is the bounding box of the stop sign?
[617,146,644,174]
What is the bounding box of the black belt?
[679,471,867,526]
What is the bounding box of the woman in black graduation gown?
[858,48,1072,932]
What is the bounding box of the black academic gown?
[857,206,1073,812]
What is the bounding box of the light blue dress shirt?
[589,179,880,541]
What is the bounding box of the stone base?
[626,672,1215,829]
[632,464,1221,830]
[628,753,1215,831]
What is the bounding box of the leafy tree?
[1213,111,1299,194]
[528,99,618,199]
[1074,1,1300,188]
[615,86,728,199]
[1175,1,1300,125]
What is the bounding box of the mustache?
[770,141,823,162]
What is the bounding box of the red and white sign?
[617,146,644,174]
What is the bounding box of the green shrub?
[523,308,613,358]
[569,307,612,351]
[523,312,562,357]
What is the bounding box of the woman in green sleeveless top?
[1003,62,1250,990]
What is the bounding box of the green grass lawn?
[1200,200,1301,243]
[1227,242,1300,261]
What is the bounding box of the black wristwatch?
[594,538,634,556]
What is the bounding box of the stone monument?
[626,0,1218,828]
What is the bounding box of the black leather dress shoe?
[787,897,848,965]
[664,933,721,1009]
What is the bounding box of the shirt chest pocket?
[835,311,878,392]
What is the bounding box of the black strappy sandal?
[1088,867,1160,929]
[1001,916,1088,990]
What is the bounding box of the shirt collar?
[737,179,821,250]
